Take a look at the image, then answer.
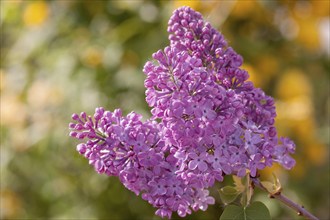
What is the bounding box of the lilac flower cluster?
[69,6,295,218]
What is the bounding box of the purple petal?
[188,160,198,170]
[198,161,208,172]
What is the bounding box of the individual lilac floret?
[69,6,296,219]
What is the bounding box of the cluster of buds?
[69,7,295,218]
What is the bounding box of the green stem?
[241,175,254,207]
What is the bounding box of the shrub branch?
[251,177,319,220]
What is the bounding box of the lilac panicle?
[69,6,295,218]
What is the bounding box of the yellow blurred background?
[1,0,329,219]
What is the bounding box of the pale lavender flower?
[191,189,215,211]
[188,152,209,172]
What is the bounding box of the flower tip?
[71,113,79,120]
[69,131,77,137]
[76,143,86,154]
[69,122,76,129]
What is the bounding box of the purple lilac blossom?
[69,6,295,219]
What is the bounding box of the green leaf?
[261,173,282,195]
[220,202,271,220]
[220,205,244,220]
[245,202,271,220]
[272,173,281,191]
[219,186,241,204]
[233,175,245,193]
[260,181,277,194]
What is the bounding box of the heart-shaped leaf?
[244,201,271,220]
[219,186,241,204]
[220,201,271,220]
[220,205,243,220]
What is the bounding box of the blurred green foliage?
[1,0,329,219]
